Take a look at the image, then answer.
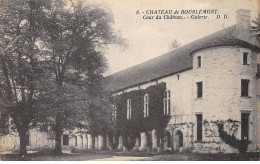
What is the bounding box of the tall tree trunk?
[54,129,62,155]
[17,127,28,158]
[54,112,63,155]
[12,105,30,158]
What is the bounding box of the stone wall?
[0,129,55,153]
[192,46,258,152]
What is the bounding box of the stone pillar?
[133,137,140,151]
[113,136,116,144]
[98,135,103,150]
[123,146,128,152]
[152,130,157,149]
[87,134,93,149]
[118,136,123,151]
[140,132,147,150]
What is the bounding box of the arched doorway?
[174,130,183,152]
[164,131,171,149]
[155,131,160,148]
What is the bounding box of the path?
[88,156,149,161]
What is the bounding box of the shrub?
[212,120,251,154]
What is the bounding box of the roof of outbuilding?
[102,25,260,93]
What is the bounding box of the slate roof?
[102,25,260,93]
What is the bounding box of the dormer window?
[127,99,132,119]
[197,56,201,68]
[243,52,249,65]
[164,90,171,115]
[144,94,149,117]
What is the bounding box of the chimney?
[233,9,259,47]
[236,9,251,30]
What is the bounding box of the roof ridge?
[103,24,259,92]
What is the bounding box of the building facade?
[102,9,260,153]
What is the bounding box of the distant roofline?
[111,67,193,93]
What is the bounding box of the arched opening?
[85,135,88,149]
[137,133,141,146]
[165,131,171,147]
[80,135,83,149]
[174,130,183,151]
[155,131,160,147]
[176,130,183,147]
[145,131,152,150]
[92,135,95,149]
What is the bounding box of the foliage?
[169,39,181,51]
[204,119,251,154]
[0,0,125,155]
[31,0,125,154]
[114,82,170,150]
[252,14,260,39]
[0,0,53,156]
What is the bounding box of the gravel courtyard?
[1,150,259,161]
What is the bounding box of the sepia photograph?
[0,0,259,161]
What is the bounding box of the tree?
[0,0,51,157]
[169,39,181,51]
[36,0,124,154]
[252,14,260,39]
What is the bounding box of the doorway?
[174,130,183,152]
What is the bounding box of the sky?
[87,0,259,76]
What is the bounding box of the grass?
[142,152,260,161]
[0,149,259,161]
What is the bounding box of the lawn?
[142,152,260,161]
[0,150,259,161]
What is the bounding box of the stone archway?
[174,130,183,152]
[164,131,171,150]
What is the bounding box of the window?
[144,94,149,117]
[164,90,171,115]
[241,113,250,140]
[243,52,248,65]
[177,74,180,80]
[127,99,132,119]
[241,79,249,97]
[197,56,201,68]
[75,136,77,146]
[196,114,202,141]
[63,135,69,146]
[196,82,203,98]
